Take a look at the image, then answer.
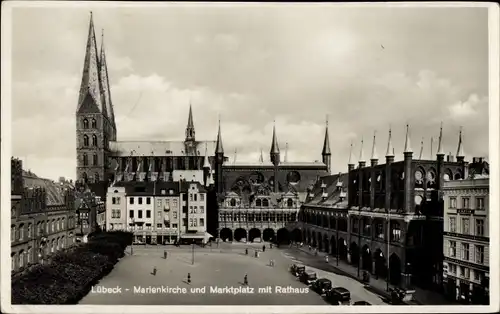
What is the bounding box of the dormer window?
[230,198,237,207]
[287,198,293,208]
[321,182,327,188]
[169,189,174,195]
[322,192,328,199]
[256,199,262,207]
[262,198,269,207]
[161,189,166,195]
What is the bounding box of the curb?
[294,247,418,305]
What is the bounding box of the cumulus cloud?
[9,5,489,180]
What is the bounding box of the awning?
[180,232,214,242]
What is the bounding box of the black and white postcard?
[1,2,498,314]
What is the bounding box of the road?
[79,242,388,305]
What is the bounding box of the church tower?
[76,13,116,185]
[184,103,197,159]
[214,120,225,194]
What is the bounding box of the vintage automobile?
[326,287,351,305]
[311,278,332,295]
[299,270,318,285]
[353,301,371,305]
[290,263,306,277]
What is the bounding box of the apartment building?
[443,158,489,304]
[154,182,182,244]
[106,186,127,231]
[107,181,209,244]
[11,158,77,272]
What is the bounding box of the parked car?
[299,270,318,285]
[311,278,332,295]
[290,264,306,277]
[326,287,351,305]
[353,301,371,305]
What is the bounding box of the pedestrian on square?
[164,250,167,259]
[325,255,329,263]
[152,266,157,276]
[262,245,266,252]
[245,248,248,255]
[244,274,248,285]
[270,243,273,249]
[187,273,191,284]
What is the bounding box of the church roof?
[109,140,217,157]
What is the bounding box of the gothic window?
[91,118,97,128]
[262,198,269,207]
[286,171,301,184]
[93,154,98,166]
[426,170,437,189]
[287,198,294,208]
[92,135,98,147]
[256,199,262,207]
[83,135,89,147]
[83,119,89,129]
[230,198,236,207]
[94,173,100,183]
[83,154,88,166]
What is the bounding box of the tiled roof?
[304,172,349,207]
[22,171,67,206]
[109,140,217,157]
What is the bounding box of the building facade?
[105,181,208,244]
[296,125,474,291]
[106,186,127,231]
[442,159,489,304]
[11,158,77,272]
[215,120,331,243]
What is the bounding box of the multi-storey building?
[297,125,472,292]
[106,180,208,244]
[216,121,330,243]
[153,182,181,244]
[106,186,127,231]
[11,158,77,272]
[443,158,489,304]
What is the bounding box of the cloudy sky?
[9,4,490,181]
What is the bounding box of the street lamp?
[191,240,195,265]
[335,213,339,266]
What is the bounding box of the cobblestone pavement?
[79,242,387,305]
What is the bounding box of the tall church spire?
[270,121,280,166]
[99,29,116,127]
[185,102,195,142]
[259,148,264,163]
[348,141,355,166]
[322,116,331,155]
[215,118,224,155]
[437,122,445,156]
[386,127,394,157]
[270,121,280,155]
[203,143,210,169]
[77,12,103,113]
[371,131,378,160]
[419,138,424,159]
[404,124,412,153]
[456,127,465,158]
